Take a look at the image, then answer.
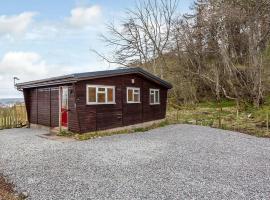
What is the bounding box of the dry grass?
[167,100,270,138]
[0,104,27,130]
[0,174,26,200]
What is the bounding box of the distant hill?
[0,98,24,107]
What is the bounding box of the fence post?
[267,112,269,133]
[0,104,28,130]
[14,105,17,128]
[4,112,6,128]
[176,109,179,122]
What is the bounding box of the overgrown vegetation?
[98,0,270,107]
[0,104,27,130]
[57,129,75,137]
[0,174,26,200]
[90,0,270,138]
[167,99,270,138]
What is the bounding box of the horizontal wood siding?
[37,88,50,126]
[23,89,31,124]
[50,87,59,127]
[23,73,169,133]
[68,86,80,132]
[24,85,78,131]
[74,78,123,132]
[122,75,143,126]
[142,80,167,122]
[74,74,168,133]
[28,89,38,124]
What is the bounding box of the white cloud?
[0,51,75,98]
[0,52,47,98]
[0,52,47,76]
[0,6,103,41]
[0,12,37,36]
[0,51,113,98]
[69,5,101,27]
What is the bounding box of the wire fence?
[0,104,28,130]
[166,104,270,138]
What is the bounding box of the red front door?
[60,87,69,128]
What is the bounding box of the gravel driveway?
[0,125,270,200]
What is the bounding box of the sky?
[0,0,193,98]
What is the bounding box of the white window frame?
[127,87,141,103]
[149,89,160,105]
[86,85,115,105]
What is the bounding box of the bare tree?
[96,0,270,107]
[95,0,178,78]
[172,0,270,106]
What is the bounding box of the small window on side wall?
[127,87,140,103]
[87,85,115,104]
[150,89,160,105]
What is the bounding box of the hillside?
[0,98,24,107]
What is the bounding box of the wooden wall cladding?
[74,74,168,133]
[50,87,60,127]
[24,73,169,133]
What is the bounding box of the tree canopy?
[98,0,270,107]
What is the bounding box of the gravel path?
[0,125,270,200]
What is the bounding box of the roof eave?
[75,71,172,89]
[16,78,77,90]
[16,67,173,90]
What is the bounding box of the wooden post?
[218,100,222,128]
[267,112,269,133]
[14,105,17,128]
[4,112,6,128]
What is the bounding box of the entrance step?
[50,127,60,134]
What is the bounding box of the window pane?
[134,93,139,102]
[128,89,133,102]
[107,88,114,102]
[155,91,159,103]
[98,93,106,103]
[150,94,155,104]
[134,89,139,94]
[98,88,105,92]
[88,87,96,102]
[62,88,68,109]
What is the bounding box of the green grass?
[0,105,27,130]
[167,99,270,138]
[57,129,75,137]
[58,98,270,141]
[198,99,236,108]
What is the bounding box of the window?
[150,89,160,105]
[127,87,140,103]
[87,85,115,104]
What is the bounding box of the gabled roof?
[16,67,173,89]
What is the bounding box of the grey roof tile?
[16,67,172,89]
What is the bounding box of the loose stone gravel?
[0,125,270,200]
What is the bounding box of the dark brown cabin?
[16,67,172,133]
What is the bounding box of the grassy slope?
[167,99,270,138]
